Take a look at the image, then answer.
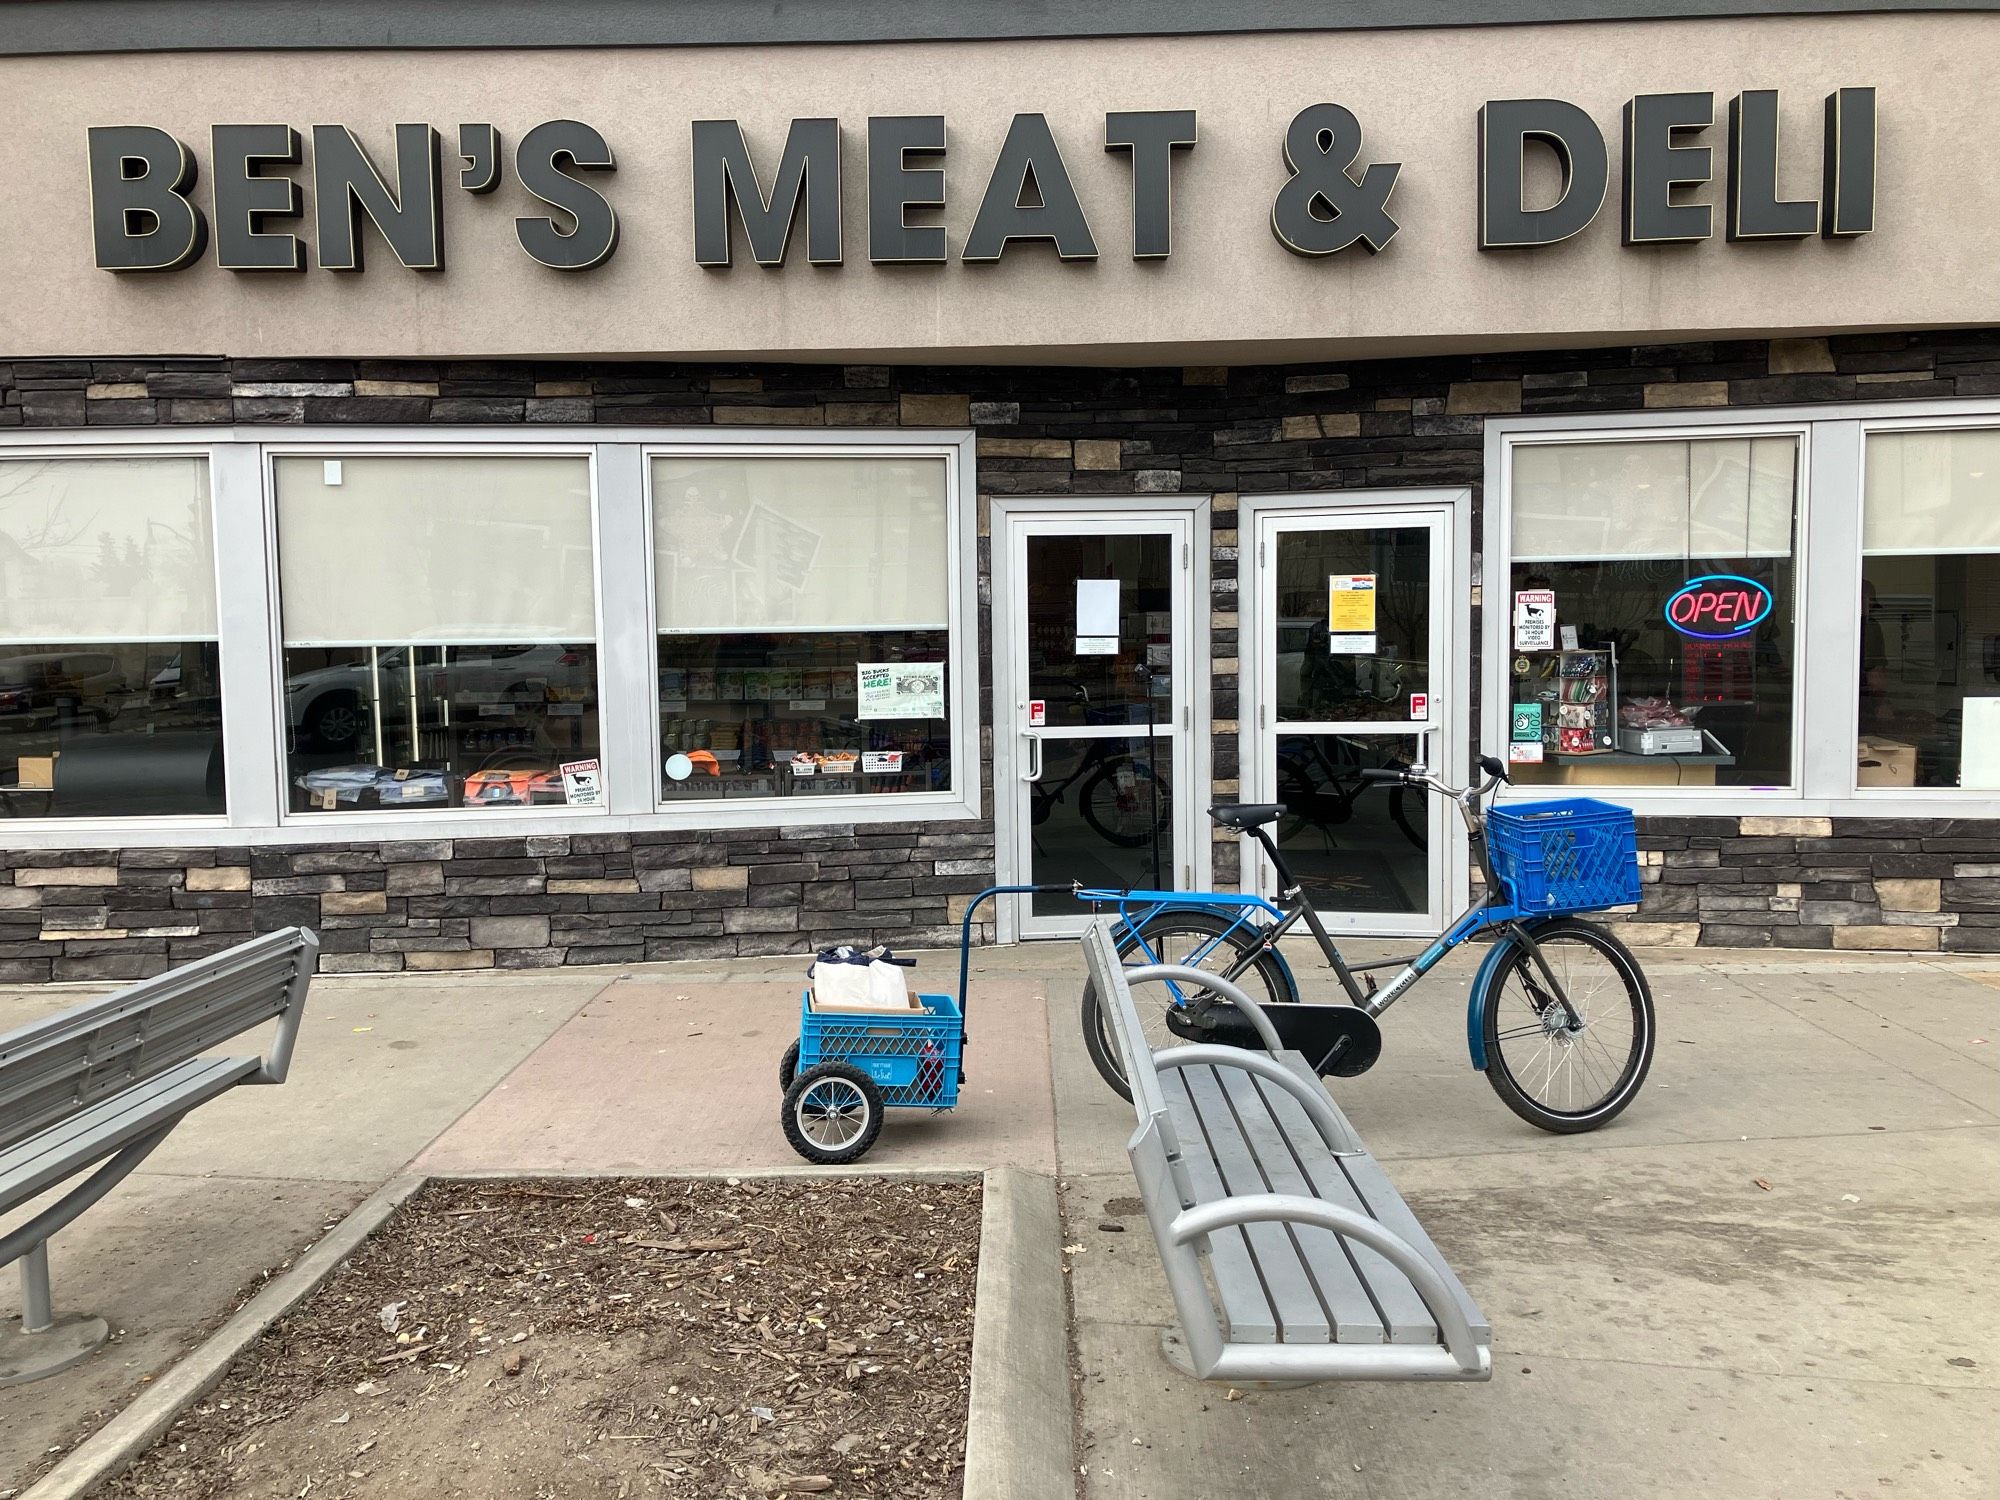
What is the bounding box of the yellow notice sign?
[1329,574,1377,633]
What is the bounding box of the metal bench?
[0,927,318,1386]
[1081,919,1491,1385]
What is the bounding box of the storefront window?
[274,455,600,814]
[1859,427,2000,791]
[1506,436,1799,789]
[0,456,223,818]
[652,454,952,801]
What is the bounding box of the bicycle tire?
[1478,918,1655,1133]
[1080,909,1297,1102]
[1079,756,1170,850]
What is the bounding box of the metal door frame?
[989,496,1212,942]
[1240,489,1472,939]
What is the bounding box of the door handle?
[1020,733,1043,783]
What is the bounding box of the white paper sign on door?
[1027,699,1046,727]
[1076,578,1120,656]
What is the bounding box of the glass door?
[1252,506,1454,935]
[1002,512,1195,939]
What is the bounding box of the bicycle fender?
[1465,930,1521,1072]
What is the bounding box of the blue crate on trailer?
[797,991,964,1109]
[1487,798,1642,914]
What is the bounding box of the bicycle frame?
[1085,765,1592,1070]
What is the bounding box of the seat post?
[1247,823,1302,896]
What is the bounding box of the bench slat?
[0,1055,258,1212]
[1157,1074,1279,1345]
[1203,1065,1389,1343]
[1234,1069,1439,1345]
[1269,1057,1491,1343]
[1170,1067,1330,1344]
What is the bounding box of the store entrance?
[1247,501,1459,937]
[991,504,1201,940]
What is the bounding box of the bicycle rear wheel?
[1080,909,1296,1102]
[1478,918,1655,1133]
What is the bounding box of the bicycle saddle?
[1208,802,1283,830]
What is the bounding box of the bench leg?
[0,1242,110,1387]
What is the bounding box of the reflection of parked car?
[285,643,593,751]
[0,651,128,727]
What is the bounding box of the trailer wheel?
[781,1062,884,1165]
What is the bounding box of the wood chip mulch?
[103,1176,981,1500]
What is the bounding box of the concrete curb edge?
[964,1167,1075,1500]
[22,1173,427,1500]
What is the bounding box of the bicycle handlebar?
[1365,754,1511,809]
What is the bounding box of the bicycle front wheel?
[1478,918,1655,1133]
[1080,910,1296,1102]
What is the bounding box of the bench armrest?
[1171,1193,1485,1375]
[1151,1044,1363,1158]
[253,928,319,1085]
[1122,964,1284,1054]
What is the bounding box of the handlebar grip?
[1358,767,1410,784]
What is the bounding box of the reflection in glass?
[0,454,224,818]
[1028,734,1173,915]
[274,455,601,814]
[1860,428,2000,790]
[284,644,600,812]
[1272,734,1427,915]
[1024,534,1172,728]
[0,642,223,817]
[659,630,950,800]
[1274,527,1430,722]
[1508,437,1800,789]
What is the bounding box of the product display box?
[1856,736,1917,787]
[1618,726,1705,756]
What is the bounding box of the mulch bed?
[103,1176,981,1500]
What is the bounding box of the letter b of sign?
[1270,104,1400,257]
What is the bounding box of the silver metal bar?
[1169,1193,1487,1377]
[256,931,319,1085]
[1151,1045,1366,1158]
[0,1122,179,1269]
[1123,964,1284,1054]
[1208,1341,1490,1383]
[20,1242,53,1333]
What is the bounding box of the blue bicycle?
[1077,754,1657,1133]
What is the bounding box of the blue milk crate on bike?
[1486,798,1643,914]
[797,991,964,1108]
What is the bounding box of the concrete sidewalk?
[1057,950,2000,1499]
[2,942,1996,1498]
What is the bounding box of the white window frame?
[0,424,979,848]
[638,437,979,830]
[1484,396,2000,819]
[1851,412,2000,801]
[260,438,611,829]
[0,439,233,832]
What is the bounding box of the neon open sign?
[1664,575,1773,640]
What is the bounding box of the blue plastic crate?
[1486,798,1642,915]
[798,991,963,1108]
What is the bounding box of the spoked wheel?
[1080,757,1170,849]
[1080,910,1297,1103]
[778,1039,800,1091]
[782,1061,884,1164]
[1479,918,1655,1133]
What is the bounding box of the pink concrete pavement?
[415,975,1058,1175]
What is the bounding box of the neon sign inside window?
[1663,574,1773,640]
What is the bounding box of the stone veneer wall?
[2,329,1998,978]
